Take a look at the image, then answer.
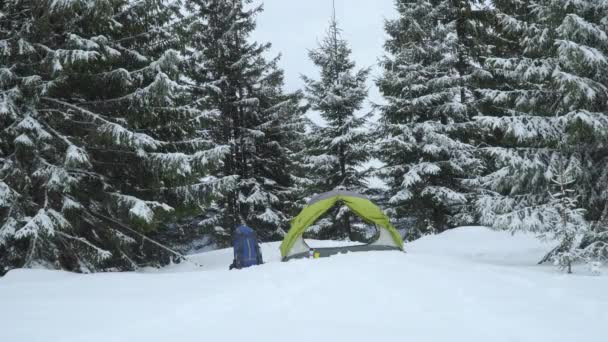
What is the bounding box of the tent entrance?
[285,244,402,261]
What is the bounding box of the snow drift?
[1,226,606,342]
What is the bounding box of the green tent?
[280,190,404,261]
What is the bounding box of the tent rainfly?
[280,190,404,261]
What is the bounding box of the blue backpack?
[230,225,263,270]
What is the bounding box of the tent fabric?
[280,192,404,260]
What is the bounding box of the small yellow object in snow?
[314,251,320,259]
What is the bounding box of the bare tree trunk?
[538,245,559,265]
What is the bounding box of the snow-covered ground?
[1,227,607,342]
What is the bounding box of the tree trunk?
[538,245,559,265]
[452,0,470,111]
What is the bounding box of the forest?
[1,0,608,275]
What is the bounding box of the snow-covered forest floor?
[1,226,607,342]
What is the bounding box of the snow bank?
[1,227,606,342]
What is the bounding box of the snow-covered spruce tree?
[579,205,608,265]
[300,16,372,240]
[180,0,306,245]
[536,156,589,273]
[474,0,608,266]
[0,0,223,273]
[375,0,488,239]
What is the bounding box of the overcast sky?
[254,0,398,124]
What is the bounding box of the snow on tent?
[280,190,404,261]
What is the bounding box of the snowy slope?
[1,227,607,342]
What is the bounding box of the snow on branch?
[163,175,239,205]
[559,110,608,136]
[421,186,467,206]
[66,33,101,50]
[146,152,193,178]
[556,40,607,68]
[64,145,92,169]
[477,194,549,233]
[552,69,606,104]
[257,208,282,226]
[130,72,184,107]
[245,185,279,206]
[557,14,608,45]
[191,145,231,169]
[15,116,53,141]
[0,218,19,247]
[130,49,183,78]
[389,189,414,204]
[97,123,161,150]
[402,163,441,188]
[145,145,228,179]
[112,194,174,226]
[0,181,17,208]
[49,0,96,12]
[476,110,608,143]
[14,209,70,239]
[56,231,112,261]
[475,115,562,142]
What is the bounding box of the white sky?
[254,0,398,124]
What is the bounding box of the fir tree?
[0,0,222,273]
[580,205,608,264]
[535,156,589,273]
[375,0,487,239]
[475,0,608,262]
[300,15,372,240]
[181,0,306,245]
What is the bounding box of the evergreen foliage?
[300,16,372,240]
[180,0,306,245]
[580,205,608,264]
[533,155,589,273]
[1,0,607,275]
[0,0,222,273]
[375,0,488,239]
[474,0,608,268]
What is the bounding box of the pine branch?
[85,211,202,267]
